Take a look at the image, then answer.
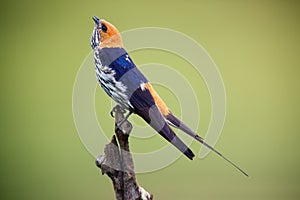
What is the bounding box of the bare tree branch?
[96,106,153,200]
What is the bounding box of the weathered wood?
[96,106,153,200]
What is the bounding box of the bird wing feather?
[129,87,195,160]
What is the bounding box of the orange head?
[91,16,123,49]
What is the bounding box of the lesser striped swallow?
[90,16,248,176]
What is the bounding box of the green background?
[1,0,299,199]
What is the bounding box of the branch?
[96,106,153,200]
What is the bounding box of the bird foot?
[110,105,126,118]
[110,105,134,130]
[115,110,133,130]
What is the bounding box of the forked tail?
[194,135,248,177]
[166,113,249,177]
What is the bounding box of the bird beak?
[93,16,100,26]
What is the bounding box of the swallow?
[90,16,248,176]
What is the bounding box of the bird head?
[91,16,123,49]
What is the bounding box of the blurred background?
[1,0,299,199]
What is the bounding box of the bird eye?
[101,24,108,32]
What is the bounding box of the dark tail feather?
[166,113,249,177]
[194,135,248,176]
[135,105,195,160]
[165,113,201,138]
[159,123,195,160]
